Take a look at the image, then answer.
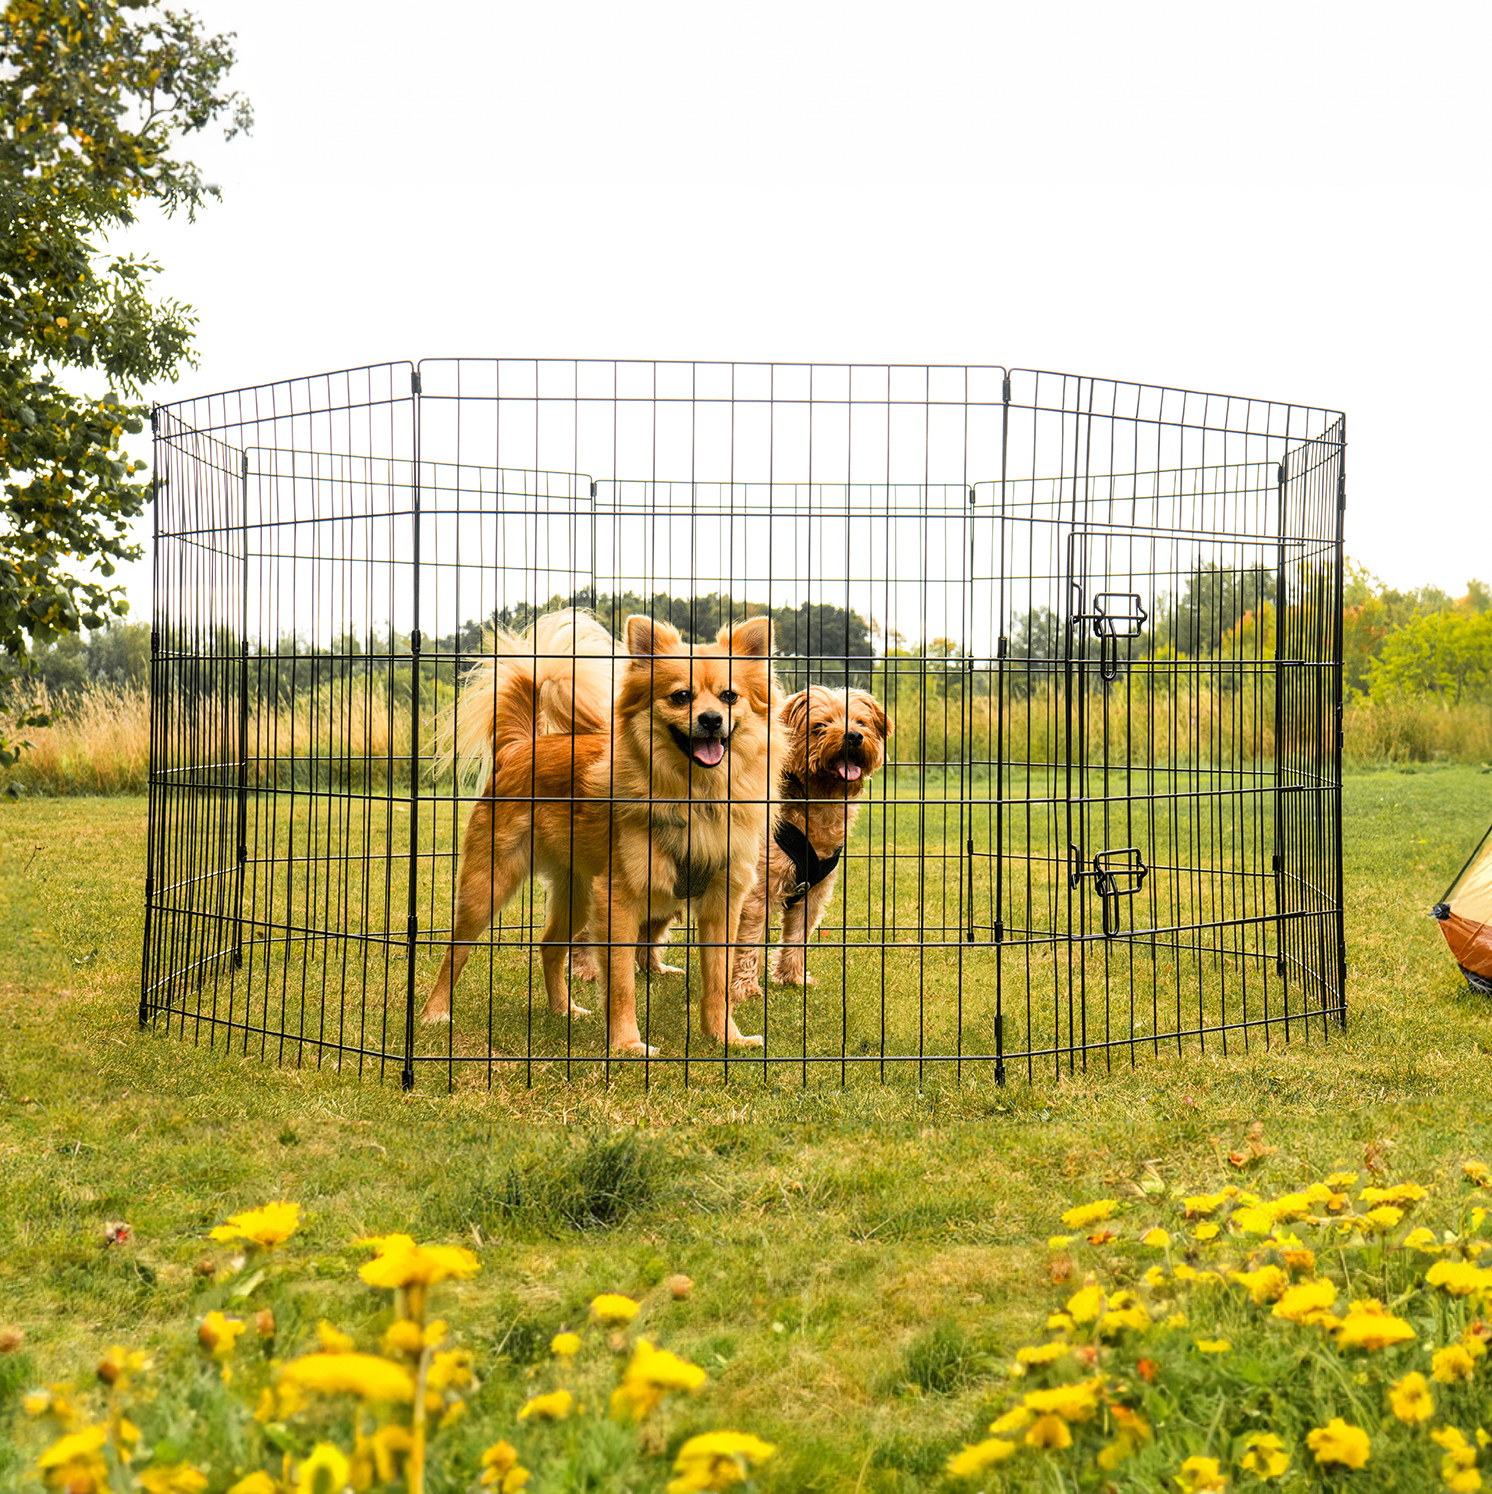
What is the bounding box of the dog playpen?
[141,362,1345,1088]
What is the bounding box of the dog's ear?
[866,693,893,739]
[719,615,772,657]
[779,689,810,740]
[625,614,681,658]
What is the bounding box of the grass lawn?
[2,765,1491,1490]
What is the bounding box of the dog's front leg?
[701,875,763,1048]
[729,840,770,1005]
[771,889,818,988]
[596,883,653,1056]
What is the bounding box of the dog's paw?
[771,967,815,988]
[729,980,764,1004]
[554,1000,592,1018]
[420,1011,452,1026]
[614,1039,660,1058]
[652,960,685,975]
[569,951,601,981]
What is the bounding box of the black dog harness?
[774,821,842,909]
[650,811,724,901]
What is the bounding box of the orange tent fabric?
[1435,825,1492,993]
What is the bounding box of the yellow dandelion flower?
[1016,1341,1069,1366]
[1100,1304,1152,1337]
[426,1348,474,1393]
[1360,1183,1428,1206]
[1325,1171,1358,1187]
[1183,1192,1229,1217]
[1144,1266,1169,1289]
[1194,1338,1231,1354]
[1174,1454,1225,1493]
[668,1432,776,1493]
[1233,1205,1276,1234]
[1025,1413,1072,1450]
[1307,1418,1371,1469]
[1433,1344,1477,1384]
[1047,1235,1075,1250]
[1142,1228,1172,1248]
[1444,1469,1483,1494]
[551,1332,581,1357]
[990,1405,1033,1434]
[517,1388,573,1421]
[210,1202,300,1248]
[1192,1222,1221,1242]
[1022,1377,1104,1421]
[1427,1260,1492,1297]
[1270,1193,1315,1222]
[1273,1278,1338,1324]
[1165,1313,1189,1329]
[1240,1431,1291,1478]
[381,1321,423,1356]
[316,1322,356,1354]
[1283,1247,1318,1273]
[1389,1371,1435,1424]
[1334,1301,1416,1351]
[1231,1265,1288,1304]
[1066,1285,1104,1323]
[1046,1312,1076,1333]
[225,1474,281,1494]
[1061,1200,1118,1229]
[1403,1226,1446,1251]
[589,1294,640,1325]
[137,1467,209,1494]
[295,1444,350,1494]
[279,1353,415,1403]
[37,1426,107,1468]
[356,1235,479,1290]
[480,1441,532,1493]
[1364,1204,1404,1232]
[945,1438,1018,1478]
[198,1312,246,1359]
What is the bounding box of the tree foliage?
[0,0,250,761]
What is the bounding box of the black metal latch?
[1070,844,1148,936]
[1071,588,1148,682]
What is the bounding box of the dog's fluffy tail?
[436,609,620,785]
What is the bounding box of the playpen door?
[1065,523,1297,1054]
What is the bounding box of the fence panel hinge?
[411,370,422,395]
[968,485,976,506]
[590,480,598,500]
[1277,461,1286,486]
[407,914,418,939]
[994,917,1004,944]
[997,634,1008,659]
[409,629,421,656]
[1337,472,1346,511]
[1272,853,1282,872]
[150,629,160,656]
[150,405,160,435]
[1002,373,1012,404]
[238,844,248,865]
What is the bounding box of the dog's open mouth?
[836,754,863,781]
[670,725,730,768]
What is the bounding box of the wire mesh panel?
[142,361,1345,1090]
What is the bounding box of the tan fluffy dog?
[421,610,780,1055]
[730,685,892,999]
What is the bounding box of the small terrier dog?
[731,684,892,998]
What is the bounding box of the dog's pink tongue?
[838,761,863,780]
[692,738,725,766]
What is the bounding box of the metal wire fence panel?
[142,362,1346,1090]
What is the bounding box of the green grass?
[3,766,1492,1489]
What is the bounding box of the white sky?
[111,0,1490,610]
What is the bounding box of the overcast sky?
[114,0,1489,605]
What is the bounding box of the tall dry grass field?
[0,684,150,795]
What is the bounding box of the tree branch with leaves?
[0,0,250,764]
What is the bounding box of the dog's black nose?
[697,710,724,734]
[845,730,863,750]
